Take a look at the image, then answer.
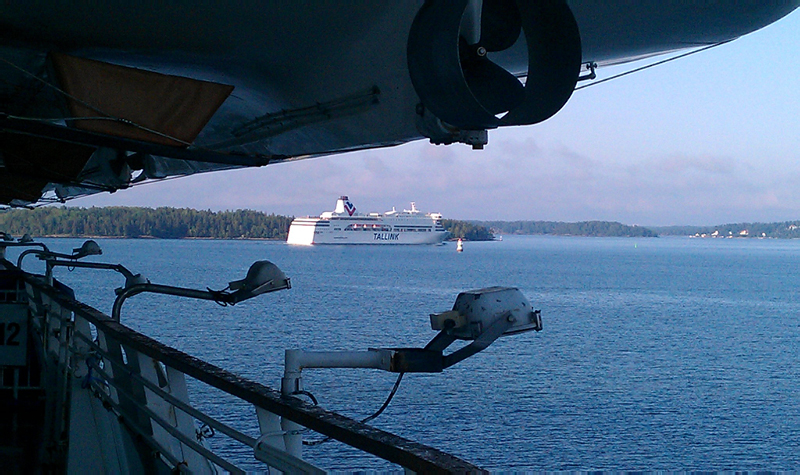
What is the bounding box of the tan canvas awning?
[50,53,234,147]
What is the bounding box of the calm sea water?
[18,235,800,471]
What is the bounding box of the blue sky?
[74,10,800,226]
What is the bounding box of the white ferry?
[287,196,448,245]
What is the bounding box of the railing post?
[254,406,327,474]
[255,406,287,473]
[165,365,216,474]
[280,373,304,459]
[135,353,215,473]
[136,352,178,459]
[95,332,143,474]
[114,342,165,473]
[256,407,286,451]
[66,315,118,474]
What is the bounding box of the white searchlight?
[411,286,542,371]
[284,287,541,378]
[112,260,290,321]
[277,286,541,457]
[430,286,542,338]
[227,260,291,304]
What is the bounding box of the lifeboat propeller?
[407,0,582,131]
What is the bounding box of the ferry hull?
[287,222,447,245]
[287,197,448,245]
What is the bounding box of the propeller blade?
[480,0,522,52]
[500,0,582,126]
[407,0,582,130]
[408,0,501,129]
[461,46,524,115]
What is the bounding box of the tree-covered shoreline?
[476,220,658,238]
[0,207,291,240]
[0,206,720,241]
[441,220,495,241]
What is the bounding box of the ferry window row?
[344,224,392,231]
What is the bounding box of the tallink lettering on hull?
[374,233,399,241]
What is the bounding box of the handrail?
[82,381,190,471]
[75,332,326,474]
[83,366,242,474]
[23,273,485,474]
[73,330,258,449]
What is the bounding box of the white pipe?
[284,349,392,376]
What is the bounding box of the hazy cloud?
[72,137,800,226]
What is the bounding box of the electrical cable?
[303,372,405,446]
[359,371,404,425]
[292,390,319,406]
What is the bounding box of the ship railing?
[22,273,484,474]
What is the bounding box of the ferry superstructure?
[287,196,448,245]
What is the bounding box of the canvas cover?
[50,53,234,147]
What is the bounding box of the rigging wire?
[575,40,733,91]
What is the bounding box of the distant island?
[441,219,495,241]
[649,221,800,239]
[476,220,657,238]
[0,207,293,240]
[0,206,665,241]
